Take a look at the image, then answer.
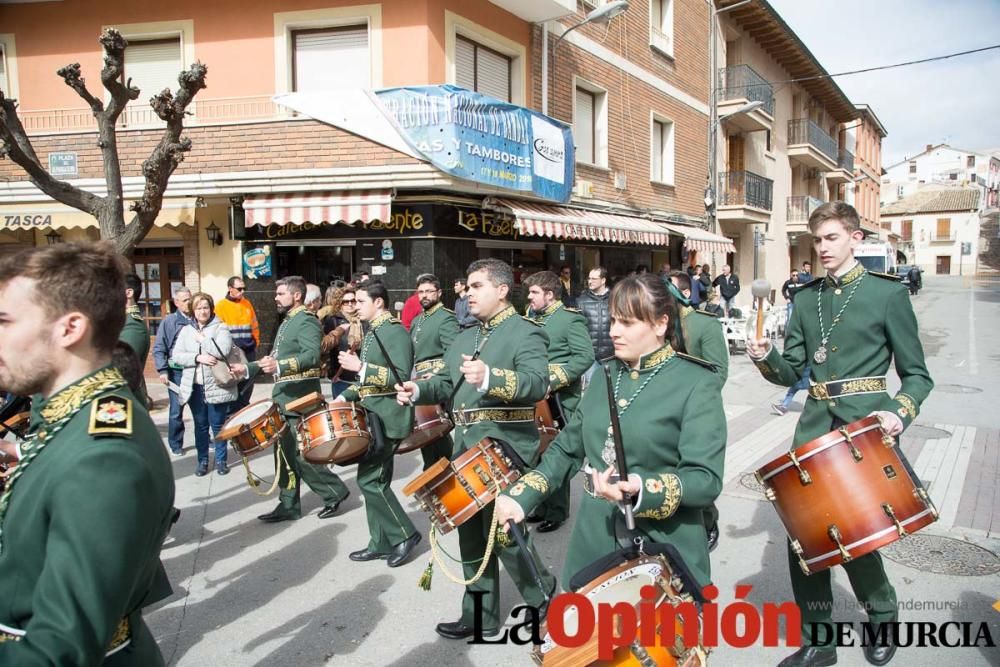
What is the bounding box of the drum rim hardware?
[839,426,863,461]
[759,420,883,483]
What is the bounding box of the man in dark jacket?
[907,266,922,296]
[152,286,194,456]
[576,267,612,384]
[712,264,741,316]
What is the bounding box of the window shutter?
[575,88,594,164]
[456,37,476,91]
[652,121,663,181]
[476,47,510,102]
[294,26,370,92]
[0,47,7,94]
[124,39,182,100]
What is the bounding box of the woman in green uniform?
[494,273,727,589]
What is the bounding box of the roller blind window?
[124,38,181,101]
[455,35,511,102]
[0,47,7,94]
[293,26,371,92]
[575,87,595,165]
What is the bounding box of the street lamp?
[542,1,630,115]
[44,228,63,245]
[205,221,224,247]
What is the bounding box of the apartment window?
[455,35,511,102]
[765,129,773,152]
[574,83,607,167]
[292,26,370,92]
[650,0,673,56]
[936,218,951,240]
[908,161,917,174]
[902,219,912,241]
[122,38,182,126]
[651,116,675,184]
[896,185,904,199]
[0,45,6,94]
[967,155,976,168]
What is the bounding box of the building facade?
[844,104,886,236]
[882,185,981,275]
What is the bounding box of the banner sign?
[374,85,574,203]
[243,246,272,279]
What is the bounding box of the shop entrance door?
[936,255,951,275]
[133,247,185,337]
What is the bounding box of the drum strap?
[239,443,294,497]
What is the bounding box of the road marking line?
[723,415,798,485]
[912,423,976,529]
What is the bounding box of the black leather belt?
[808,376,887,400]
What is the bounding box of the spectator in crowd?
[712,264,741,316]
[321,285,363,399]
[401,290,422,331]
[351,270,370,286]
[702,291,725,318]
[689,265,705,308]
[170,292,237,476]
[799,261,813,283]
[781,269,801,323]
[558,265,576,307]
[576,266,612,384]
[907,265,922,296]
[305,284,323,315]
[699,264,712,293]
[453,277,478,328]
[153,286,194,456]
[215,276,259,411]
[771,365,811,416]
[635,264,649,275]
[658,261,672,280]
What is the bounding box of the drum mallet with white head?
[751,279,771,340]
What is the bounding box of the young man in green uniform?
[396,258,557,640]
[748,202,933,667]
[409,273,460,470]
[233,276,350,523]
[335,281,421,567]
[0,242,175,665]
[523,270,594,533]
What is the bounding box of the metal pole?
[707,4,718,275]
[541,22,549,116]
[753,227,759,279]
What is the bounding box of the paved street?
[146,276,1000,666]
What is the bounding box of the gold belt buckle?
[811,382,830,401]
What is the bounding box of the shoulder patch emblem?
[675,351,718,372]
[89,395,133,437]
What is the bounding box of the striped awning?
[488,199,668,246]
[244,190,392,227]
[663,223,737,255]
[0,197,201,230]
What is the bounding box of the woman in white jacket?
[170,292,237,476]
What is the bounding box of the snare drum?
[297,402,371,465]
[534,554,707,667]
[402,438,521,534]
[217,400,287,458]
[535,399,560,455]
[756,415,938,574]
[397,404,453,455]
[0,411,30,441]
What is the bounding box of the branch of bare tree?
[98,28,139,122]
[56,63,104,115]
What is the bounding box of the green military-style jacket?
[249,305,322,413]
[119,305,150,366]
[503,345,726,588]
[410,302,460,377]
[341,312,414,440]
[414,305,549,465]
[678,305,729,384]
[753,264,933,446]
[0,366,175,666]
[533,301,594,414]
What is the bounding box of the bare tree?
[0,28,207,255]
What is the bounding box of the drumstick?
[751,279,771,340]
[370,329,406,388]
[506,520,552,603]
[602,362,635,531]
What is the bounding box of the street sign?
[961,242,972,256]
[48,152,78,178]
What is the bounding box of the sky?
[765,0,1000,167]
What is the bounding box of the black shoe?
[216,461,229,476]
[707,521,720,552]
[862,614,898,665]
[349,547,389,562]
[257,506,300,523]
[195,460,208,477]
[537,520,563,533]
[435,621,501,640]
[171,448,184,457]
[387,532,422,568]
[777,645,837,667]
[525,512,544,524]
[318,492,350,519]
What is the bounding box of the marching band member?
[493,274,726,592]
[747,202,933,667]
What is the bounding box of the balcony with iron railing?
[18,95,291,134]
[787,119,838,171]
[786,195,824,233]
[717,65,774,133]
[717,170,773,225]
[827,148,855,185]
[929,232,957,243]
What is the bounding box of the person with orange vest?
[215,276,260,409]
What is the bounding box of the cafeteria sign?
[375,85,574,203]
